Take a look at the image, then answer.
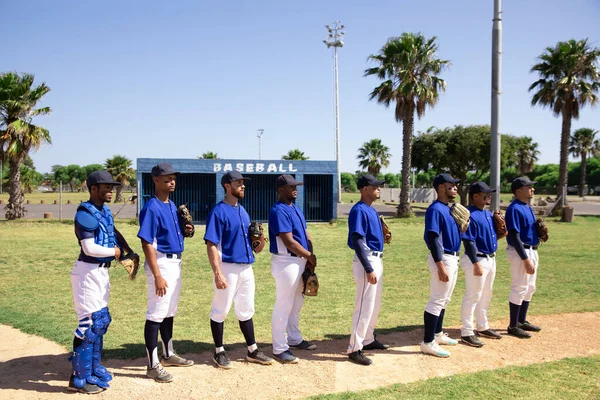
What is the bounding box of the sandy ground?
[1,312,599,399]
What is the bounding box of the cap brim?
[277,182,303,187]
[98,180,121,186]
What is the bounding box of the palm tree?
[365,33,449,217]
[282,149,309,160]
[516,136,541,176]
[357,139,391,177]
[104,155,134,203]
[199,151,219,159]
[529,39,600,198]
[569,128,600,196]
[0,72,51,220]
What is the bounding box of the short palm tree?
[357,139,391,177]
[569,128,600,196]
[516,136,541,176]
[200,151,219,159]
[365,33,449,217]
[104,155,134,202]
[0,72,51,219]
[529,39,600,198]
[282,149,309,160]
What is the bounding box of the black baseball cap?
[151,162,180,177]
[469,182,496,196]
[357,174,385,189]
[275,174,303,188]
[221,171,251,185]
[433,173,461,189]
[86,171,120,188]
[511,176,537,193]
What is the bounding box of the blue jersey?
[347,201,384,252]
[505,199,539,247]
[268,201,309,255]
[424,200,461,253]
[461,206,498,254]
[204,201,254,264]
[138,197,184,254]
[74,201,116,263]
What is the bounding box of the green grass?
[310,355,600,400]
[0,191,136,204]
[0,216,599,359]
[341,192,516,205]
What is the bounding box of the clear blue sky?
[3,0,599,175]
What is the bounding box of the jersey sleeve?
[272,207,292,235]
[349,207,368,237]
[203,208,222,246]
[505,206,521,232]
[461,216,477,241]
[425,207,442,235]
[137,208,158,245]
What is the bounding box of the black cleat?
[477,329,502,339]
[213,351,232,369]
[519,321,541,332]
[507,326,532,339]
[362,339,390,350]
[349,350,372,366]
[67,374,104,394]
[461,335,484,348]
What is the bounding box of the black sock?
[519,301,530,324]
[423,311,438,343]
[509,302,521,328]
[159,317,174,357]
[144,320,161,367]
[239,318,256,348]
[435,309,446,334]
[73,336,83,350]
[210,319,224,349]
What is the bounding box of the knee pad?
[69,328,109,389]
[92,336,112,383]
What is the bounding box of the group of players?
[68,163,543,393]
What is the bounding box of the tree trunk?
[5,156,26,220]
[397,111,414,218]
[579,151,587,197]
[115,185,124,203]
[459,184,469,206]
[557,107,572,200]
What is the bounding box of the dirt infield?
[1,312,599,400]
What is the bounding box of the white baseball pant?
[425,254,459,316]
[460,254,497,336]
[71,260,110,328]
[347,254,383,354]
[145,252,183,323]
[507,246,539,305]
[210,262,255,322]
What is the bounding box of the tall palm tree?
[569,128,600,196]
[357,139,391,177]
[0,72,51,220]
[529,39,600,198]
[199,151,219,159]
[104,155,134,203]
[516,136,541,176]
[365,33,449,217]
[282,149,309,160]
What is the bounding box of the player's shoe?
[434,332,458,345]
[477,329,502,339]
[246,349,275,365]
[519,321,541,332]
[507,326,532,339]
[273,350,299,364]
[289,340,316,350]
[161,352,194,367]
[420,341,450,358]
[461,335,484,348]
[213,351,233,369]
[362,339,390,350]
[348,350,372,366]
[67,374,104,394]
[146,363,174,383]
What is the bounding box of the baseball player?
[421,173,461,358]
[69,170,134,394]
[269,174,317,363]
[505,177,542,339]
[460,182,502,348]
[204,171,274,368]
[346,174,390,366]
[138,163,195,383]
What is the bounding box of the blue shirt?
[74,202,115,263]
[204,201,255,264]
[138,197,184,254]
[424,200,461,253]
[461,206,498,254]
[347,201,384,252]
[268,201,309,254]
[505,199,539,247]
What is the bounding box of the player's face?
[281,185,298,200]
[518,185,534,200]
[155,174,176,192]
[473,192,492,207]
[95,184,115,203]
[228,179,246,199]
[443,183,457,199]
[365,185,381,201]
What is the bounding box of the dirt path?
[1,312,599,399]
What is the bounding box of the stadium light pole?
[490,0,502,210]
[324,21,345,203]
[257,128,264,160]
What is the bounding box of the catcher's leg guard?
[69,327,109,389]
[91,307,112,382]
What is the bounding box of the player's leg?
[363,257,385,348]
[506,247,531,338]
[271,257,300,360]
[475,257,496,333]
[520,250,541,331]
[460,255,485,345]
[286,260,308,348]
[434,255,459,344]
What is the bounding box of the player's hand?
[524,258,535,275]
[473,262,483,277]
[308,253,317,268]
[154,275,168,297]
[366,271,377,285]
[385,233,391,244]
[214,271,228,290]
[114,246,121,260]
[185,224,194,235]
[437,264,449,282]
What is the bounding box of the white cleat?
[420,341,451,358]
[435,332,458,346]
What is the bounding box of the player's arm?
[461,219,482,276]
[206,241,228,290]
[141,239,168,296]
[76,211,120,259]
[279,232,316,265]
[351,232,377,284]
[114,228,132,256]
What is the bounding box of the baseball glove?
[492,210,508,240]
[177,204,195,238]
[302,266,319,296]
[450,202,471,233]
[380,215,392,244]
[118,252,140,280]
[248,221,266,253]
[535,218,549,243]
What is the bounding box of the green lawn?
[0,191,136,204]
[0,216,599,359]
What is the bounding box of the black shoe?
[213,351,232,369]
[519,321,541,332]
[477,329,502,339]
[362,339,390,350]
[507,326,532,339]
[348,350,372,366]
[461,335,484,348]
[67,374,104,394]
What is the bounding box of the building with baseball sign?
[136,158,338,223]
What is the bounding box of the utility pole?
[324,21,345,203]
[490,0,502,210]
[257,129,264,160]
